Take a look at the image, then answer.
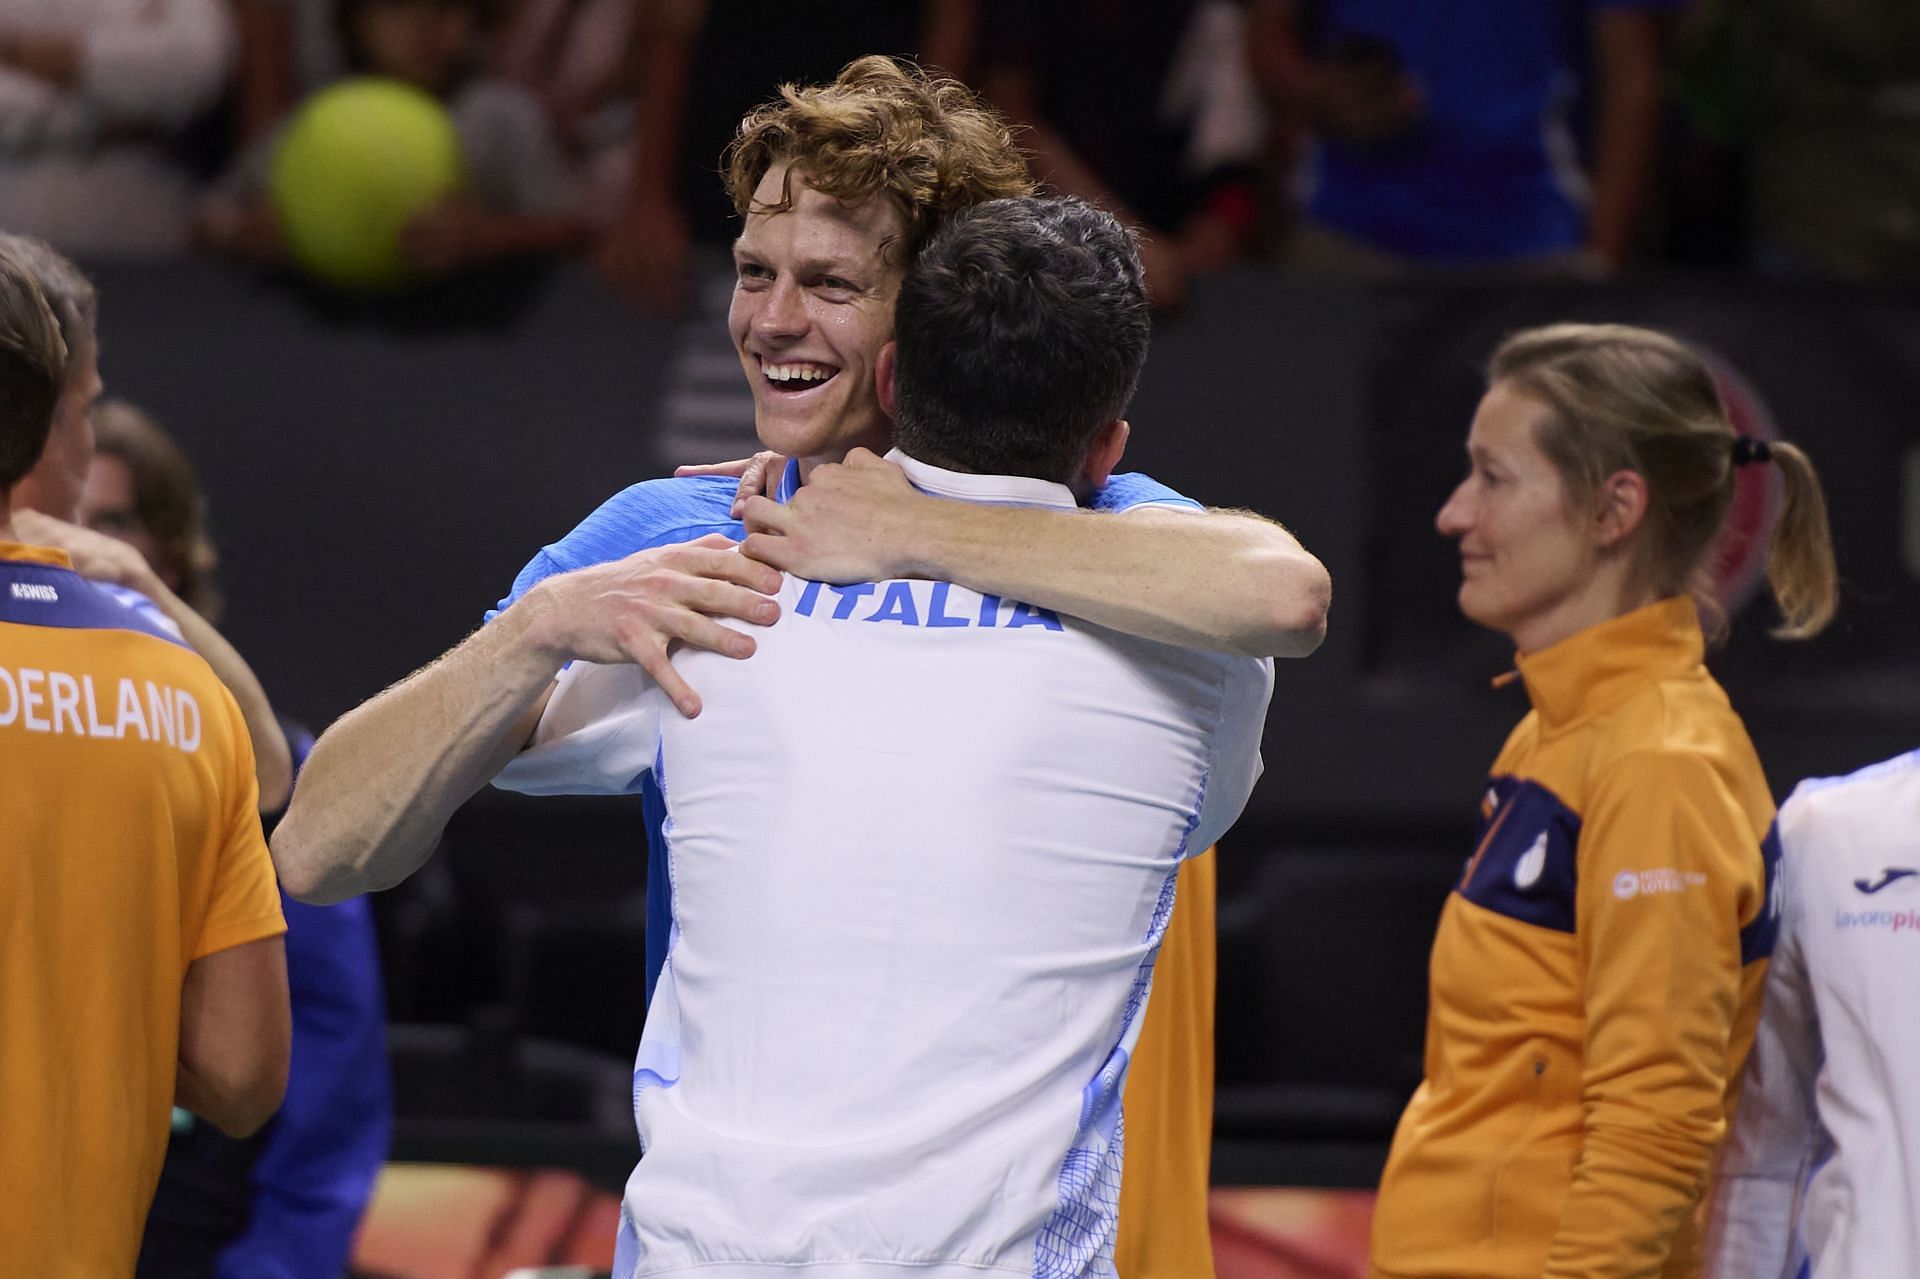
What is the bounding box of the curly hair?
[724,56,1034,263]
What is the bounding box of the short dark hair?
[0,245,68,489]
[891,197,1150,483]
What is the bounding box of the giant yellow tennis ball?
[269,77,466,292]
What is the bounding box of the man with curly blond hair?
[278,57,1330,1277]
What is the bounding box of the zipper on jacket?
[1485,1049,1550,1240]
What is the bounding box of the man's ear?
[1077,420,1130,493]
[876,341,898,421]
[1593,468,1649,550]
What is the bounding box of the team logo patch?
[1513,833,1548,890]
[1460,776,1581,932]
[1855,867,1919,896]
[1614,868,1706,899]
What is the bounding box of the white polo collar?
[885,449,1079,511]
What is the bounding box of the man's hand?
[739,449,928,583]
[520,533,783,717]
[673,451,789,518]
[13,509,159,593]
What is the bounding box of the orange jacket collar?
[0,539,75,570]
[1513,596,1705,734]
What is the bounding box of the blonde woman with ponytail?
[1368,323,1838,1279]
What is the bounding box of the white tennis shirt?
[495,453,1273,1279]
[1703,748,1920,1279]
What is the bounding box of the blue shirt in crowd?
[1306,0,1683,261]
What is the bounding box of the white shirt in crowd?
[0,0,235,256]
[496,452,1274,1279]
[1704,747,1920,1279]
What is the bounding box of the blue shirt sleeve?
[490,475,744,620]
[217,726,392,1279]
[216,896,392,1279]
[1090,471,1203,513]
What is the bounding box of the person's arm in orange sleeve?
[1547,749,1761,1278]
[176,685,290,1138]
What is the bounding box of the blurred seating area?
[374,798,647,1187]
[4,1,1915,292]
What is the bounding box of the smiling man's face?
[728,164,907,468]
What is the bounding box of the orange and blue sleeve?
[1548,749,1760,1279]
[193,687,285,960]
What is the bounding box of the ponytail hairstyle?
[1490,323,1837,640]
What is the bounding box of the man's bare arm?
[741,451,1330,657]
[176,935,290,1138]
[272,536,782,905]
[270,604,562,905]
[910,502,1327,657]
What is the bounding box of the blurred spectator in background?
[201,0,587,279]
[229,0,304,143]
[1730,0,1920,280]
[228,0,361,141]
[977,0,1267,311]
[489,0,634,225]
[19,399,390,1279]
[595,0,977,311]
[0,0,236,257]
[1251,0,1677,278]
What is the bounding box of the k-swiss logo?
[8,582,57,603]
[1855,867,1919,896]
